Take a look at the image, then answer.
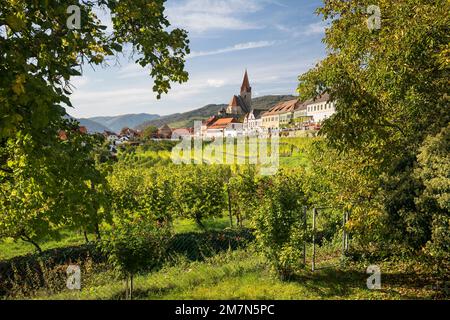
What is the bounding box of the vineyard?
[0,137,447,300]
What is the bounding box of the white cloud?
[188,40,276,59]
[275,21,328,38]
[166,0,263,32]
[70,76,89,89]
[207,79,226,87]
[302,21,328,36]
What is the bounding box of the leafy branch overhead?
[0,0,190,138]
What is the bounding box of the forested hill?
[138,95,297,129]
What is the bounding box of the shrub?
[253,170,308,279]
[99,219,171,299]
[415,124,450,272]
[172,165,229,229]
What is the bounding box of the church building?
[220,70,252,116]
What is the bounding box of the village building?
[305,93,335,123]
[293,102,309,120]
[157,124,172,139]
[201,116,218,137]
[120,127,140,139]
[205,118,241,138]
[224,122,244,138]
[171,128,192,140]
[104,131,118,142]
[243,109,264,135]
[262,99,302,130]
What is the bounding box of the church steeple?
[240,70,251,94]
[240,70,252,110]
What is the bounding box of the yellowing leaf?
[12,74,26,95]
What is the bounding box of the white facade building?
[243,109,264,135]
[305,93,336,123]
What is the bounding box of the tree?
[0,0,189,248]
[414,124,450,268]
[173,165,229,229]
[141,125,159,140]
[228,165,259,227]
[1,0,189,140]
[298,1,448,161]
[253,169,308,279]
[0,119,110,250]
[100,218,171,299]
[297,0,449,253]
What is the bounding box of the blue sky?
[67,0,327,118]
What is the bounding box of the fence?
[0,228,255,298]
[302,206,351,272]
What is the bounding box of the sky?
[67,0,328,119]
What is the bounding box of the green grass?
[33,247,438,300]
[0,217,233,261]
[173,217,232,233]
[0,229,92,261]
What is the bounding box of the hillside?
[77,118,111,133]
[138,95,297,129]
[85,113,160,132]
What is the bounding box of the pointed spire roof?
[229,95,239,107]
[240,70,251,93]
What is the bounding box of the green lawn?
[0,230,90,261]
[34,248,439,300]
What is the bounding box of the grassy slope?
[37,248,437,300]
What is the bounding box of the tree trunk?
[195,214,205,230]
[94,222,101,241]
[83,230,89,243]
[20,234,42,254]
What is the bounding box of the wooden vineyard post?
[130,274,134,300]
[227,188,233,228]
[303,206,307,266]
[312,207,316,272]
[342,210,347,256]
[345,211,349,251]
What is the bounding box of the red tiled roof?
[204,116,218,126]
[263,99,301,116]
[79,126,88,134]
[208,118,240,129]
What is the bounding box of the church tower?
[240,70,252,110]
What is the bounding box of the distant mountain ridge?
[84,113,160,132]
[137,95,297,130]
[77,118,111,133]
[70,95,297,133]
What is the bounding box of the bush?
[253,170,308,279]
[99,219,171,299]
[172,165,230,228]
[0,244,105,298]
[415,124,450,271]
